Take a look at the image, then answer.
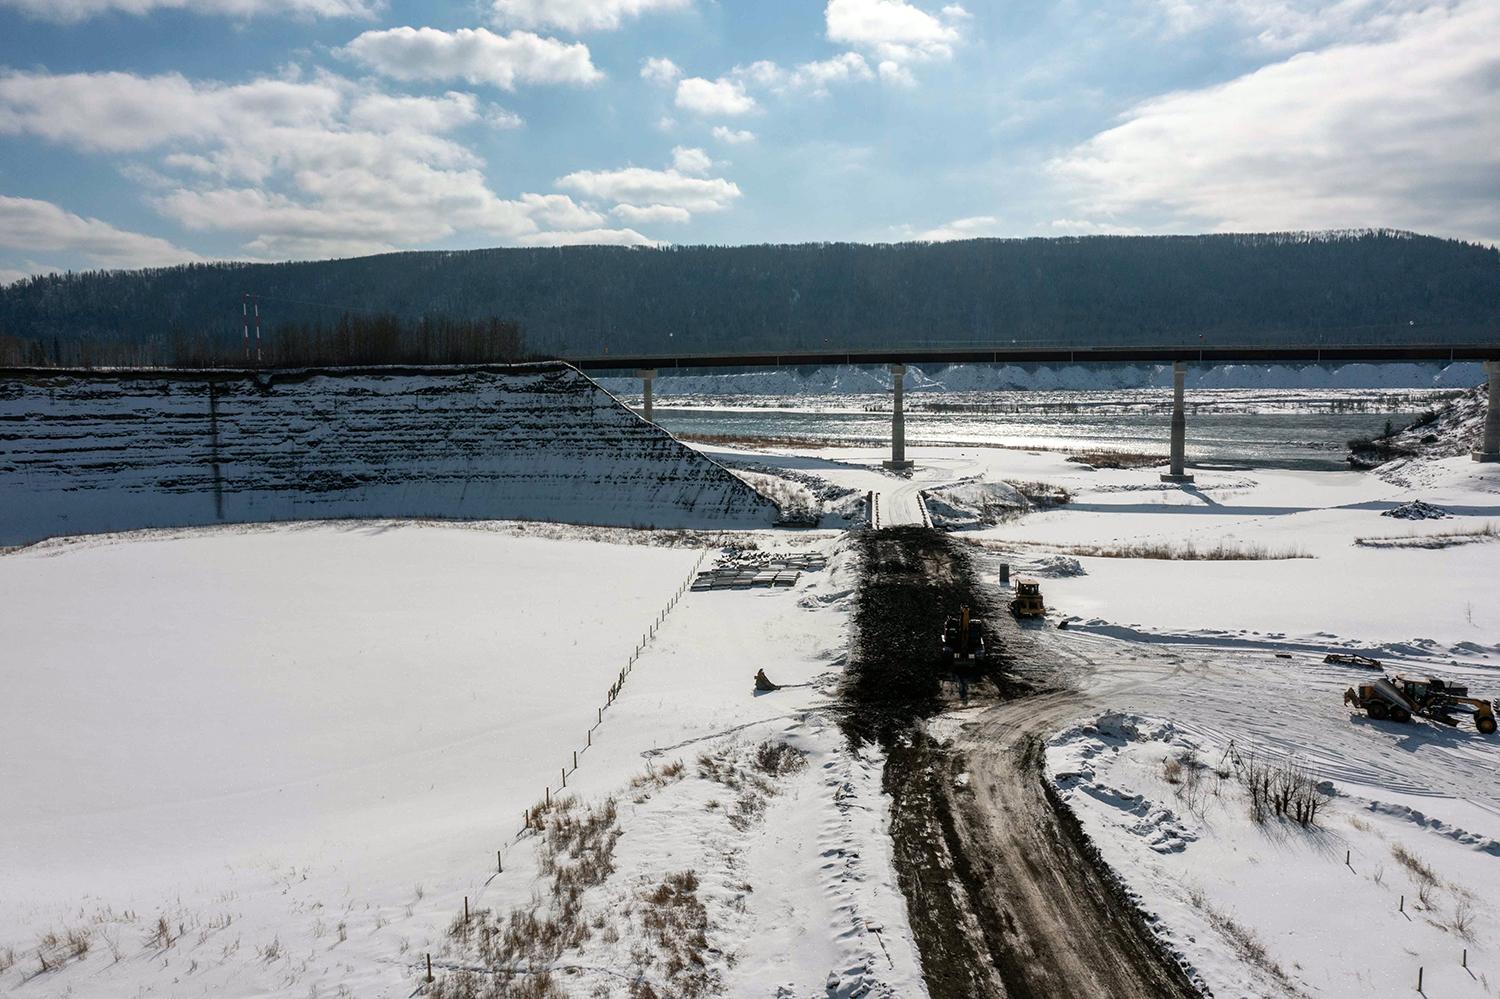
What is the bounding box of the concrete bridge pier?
[635,368,657,423]
[1475,360,1500,463]
[1160,360,1194,483]
[884,363,913,470]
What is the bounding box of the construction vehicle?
[1344,674,1498,734]
[1010,579,1045,618]
[941,605,986,666]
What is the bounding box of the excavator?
[1344,673,1498,735]
[940,605,986,666]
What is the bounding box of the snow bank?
[1048,712,1500,999]
[922,477,1029,529]
[0,363,777,544]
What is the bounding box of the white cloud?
[711,125,755,144]
[670,145,712,174]
[339,27,602,90]
[515,227,657,246]
[0,0,378,22]
[518,193,606,230]
[346,90,482,133]
[0,68,645,259]
[731,52,874,96]
[490,0,690,32]
[906,214,1001,241]
[877,59,916,86]
[0,70,344,152]
[558,161,741,215]
[1052,0,1500,244]
[0,265,39,285]
[1154,0,1431,51]
[612,203,692,224]
[825,0,963,65]
[640,56,682,85]
[1048,218,1145,235]
[0,195,203,268]
[674,76,757,116]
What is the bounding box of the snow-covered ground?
[1047,708,1500,998]
[4,400,1497,997]
[0,520,921,997]
[697,437,1500,997]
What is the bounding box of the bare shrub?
[0,947,13,973]
[1162,756,1184,784]
[146,914,175,950]
[1064,540,1310,561]
[752,740,807,778]
[1186,893,1305,995]
[1230,747,1326,827]
[1391,843,1439,886]
[639,872,716,998]
[258,937,282,962]
[1449,899,1476,941]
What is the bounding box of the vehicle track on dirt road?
[844,526,1200,999]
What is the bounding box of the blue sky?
[0,0,1496,283]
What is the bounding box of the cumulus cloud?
[670,145,712,174]
[905,214,1002,241]
[825,0,964,68]
[1052,0,1500,244]
[0,0,378,22]
[731,52,874,96]
[711,125,755,144]
[0,194,202,268]
[491,0,690,32]
[612,203,692,225]
[640,56,682,85]
[0,68,641,259]
[674,76,757,116]
[557,152,742,217]
[518,193,606,230]
[515,227,657,246]
[339,27,602,90]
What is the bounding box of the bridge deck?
[565,343,1500,371]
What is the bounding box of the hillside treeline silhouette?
[2,232,1496,360]
[0,313,526,368]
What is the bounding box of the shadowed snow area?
[0,363,777,546]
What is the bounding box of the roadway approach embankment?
[0,363,777,545]
[840,525,1200,999]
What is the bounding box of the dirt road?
[845,526,1199,999]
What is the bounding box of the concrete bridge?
[565,343,1500,474]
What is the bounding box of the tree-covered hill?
[2,231,1496,359]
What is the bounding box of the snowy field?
[4,400,1497,997]
[700,436,1500,998]
[0,521,920,997]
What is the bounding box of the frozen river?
[631,388,1460,469]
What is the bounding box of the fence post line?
[426,953,433,983]
[1417,966,1423,991]
[562,767,567,788]
[497,850,503,873]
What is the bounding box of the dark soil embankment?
[843,525,1200,999]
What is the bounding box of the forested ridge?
[2,231,1496,361]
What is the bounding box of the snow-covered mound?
[922,478,1029,529]
[0,363,778,545]
[1350,381,1489,479]
[1382,500,1449,520]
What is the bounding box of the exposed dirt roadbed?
[844,526,1200,999]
